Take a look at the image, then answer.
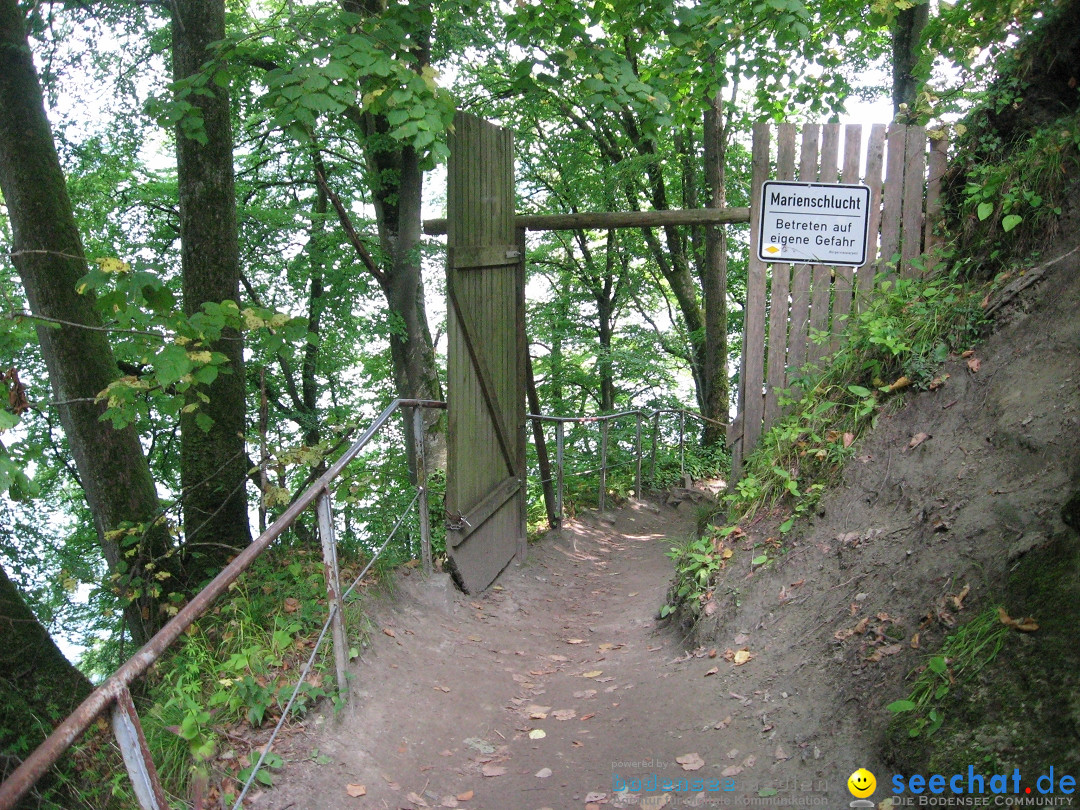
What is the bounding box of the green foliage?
[887,607,1009,739]
[141,543,347,798]
[951,113,1080,274]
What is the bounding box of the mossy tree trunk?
[0,0,173,646]
[173,0,253,571]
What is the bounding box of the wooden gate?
[730,122,947,476]
[444,113,527,593]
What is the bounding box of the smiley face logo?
[847,768,876,798]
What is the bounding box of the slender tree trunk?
[892,1,930,117]
[0,0,172,645]
[173,0,252,572]
[701,94,730,445]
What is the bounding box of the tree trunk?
[173,0,252,572]
[0,0,172,645]
[892,1,930,118]
[701,94,730,445]
[0,561,93,782]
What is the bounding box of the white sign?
[757,180,871,267]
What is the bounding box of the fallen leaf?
[854,617,870,635]
[951,584,971,610]
[345,783,366,797]
[887,376,912,392]
[467,635,482,642]
[529,711,548,720]
[907,432,931,450]
[598,642,622,652]
[552,709,576,721]
[704,666,719,677]
[714,715,732,730]
[548,654,569,662]
[726,749,740,759]
[733,649,753,666]
[966,356,981,373]
[834,627,855,641]
[929,374,950,390]
[584,792,608,803]
[456,790,474,801]
[283,597,300,613]
[961,349,975,358]
[708,648,718,658]
[879,643,903,656]
[441,797,459,808]
[535,767,552,778]
[383,627,396,638]
[775,745,790,761]
[703,600,718,616]
[742,755,757,768]
[910,633,921,649]
[676,753,705,771]
[433,685,450,692]
[406,791,429,806]
[582,670,603,678]
[721,765,743,777]
[528,729,546,739]
[843,432,855,448]
[580,713,595,720]
[573,690,597,699]
[481,764,506,777]
[565,638,585,645]
[998,606,1039,632]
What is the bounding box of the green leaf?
[1001,214,1023,232]
[847,384,873,398]
[195,412,215,432]
[977,201,994,221]
[758,787,779,797]
[156,344,194,387]
[751,554,768,566]
[887,699,918,713]
[928,655,948,674]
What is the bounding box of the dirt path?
[258,499,849,810]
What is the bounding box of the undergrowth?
[663,268,987,620]
[886,606,1009,740]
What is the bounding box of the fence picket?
[763,123,798,432]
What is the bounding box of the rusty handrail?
[0,398,446,810]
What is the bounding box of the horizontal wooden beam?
[423,207,750,236]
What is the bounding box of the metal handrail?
[0,398,446,810]
[0,397,721,809]
[527,407,726,517]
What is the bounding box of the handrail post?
[599,419,609,512]
[555,421,564,526]
[635,412,642,498]
[112,684,168,810]
[412,407,433,577]
[679,410,686,479]
[316,491,349,699]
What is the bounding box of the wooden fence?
[729,121,948,477]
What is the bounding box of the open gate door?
[444,113,526,594]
